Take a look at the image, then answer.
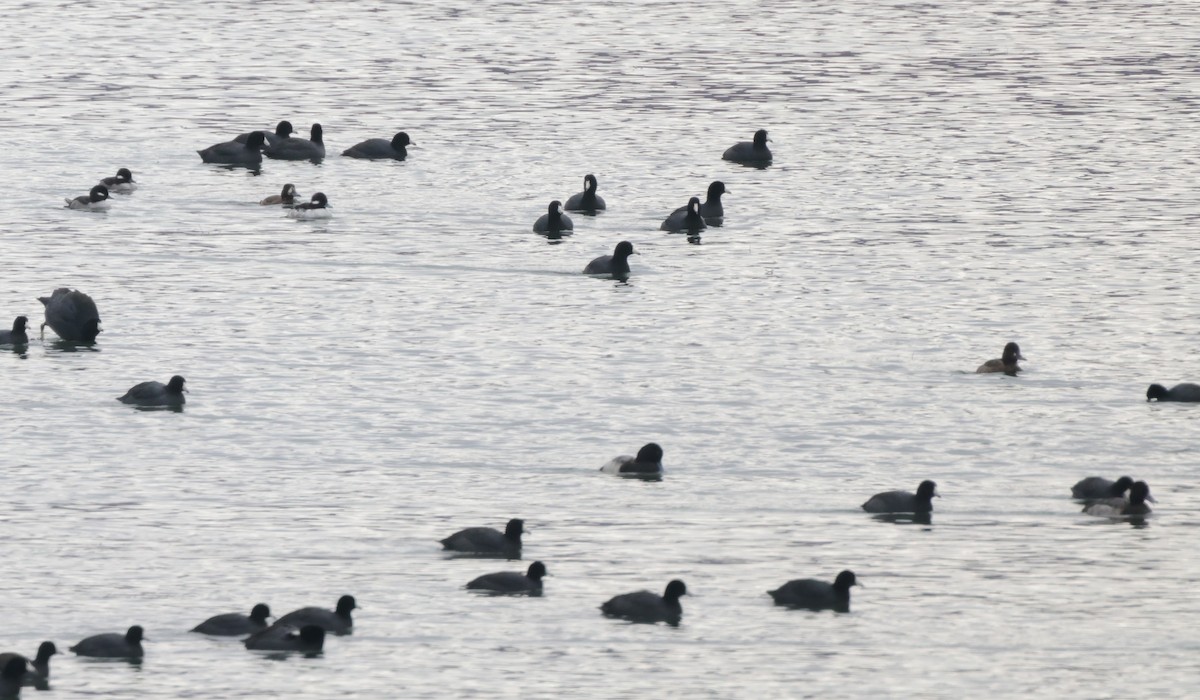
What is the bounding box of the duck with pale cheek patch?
[287,192,332,220]
[1084,480,1155,517]
[260,184,301,206]
[1071,475,1157,508]
[99,168,137,193]
[64,184,111,211]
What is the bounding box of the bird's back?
[769,578,848,611]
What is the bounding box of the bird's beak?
[1147,493,1158,503]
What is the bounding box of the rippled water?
[3,0,1200,697]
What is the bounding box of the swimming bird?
[533,200,573,235]
[601,580,687,625]
[99,168,137,193]
[0,642,56,689]
[286,192,331,220]
[1071,476,1134,500]
[117,375,186,407]
[660,197,707,234]
[64,184,111,211]
[243,624,324,653]
[669,181,728,226]
[0,658,26,697]
[191,603,272,636]
[342,131,412,160]
[264,123,325,162]
[1083,480,1154,517]
[696,180,727,221]
[69,626,144,659]
[198,130,265,166]
[600,443,664,476]
[0,317,29,345]
[722,129,772,166]
[862,480,939,514]
[260,184,300,206]
[583,241,637,277]
[1146,383,1200,402]
[768,570,858,612]
[976,342,1025,375]
[441,519,524,558]
[37,288,101,343]
[236,120,295,147]
[274,595,356,635]
[564,174,606,213]
[466,561,547,595]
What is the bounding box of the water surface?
[3,1,1199,697]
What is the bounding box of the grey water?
[2,0,1199,697]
